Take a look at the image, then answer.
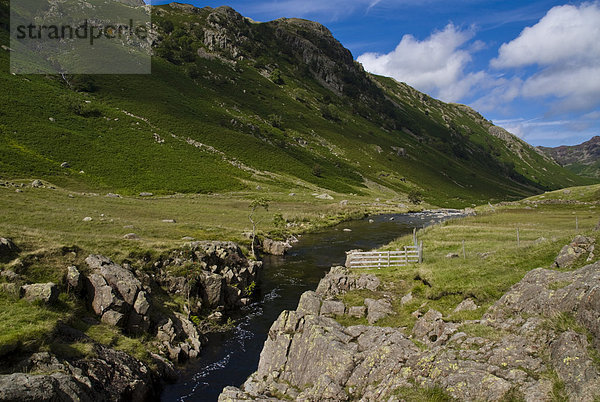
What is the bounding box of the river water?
[161,212,459,402]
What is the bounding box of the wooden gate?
[346,245,422,269]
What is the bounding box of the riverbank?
[219,186,600,400]
[162,212,455,401]
[0,182,428,400]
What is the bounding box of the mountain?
[539,136,600,179]
[0,2,592,207]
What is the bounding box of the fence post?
[462,240,466,259]
[419,241,423,263]
[387,251,391,267]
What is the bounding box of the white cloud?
[491,3,600,68]
[357,24,480,102]
[490,2,600,114]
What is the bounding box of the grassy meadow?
[0,178,419,358]
[0,181,598,367]
[338,184,600,330]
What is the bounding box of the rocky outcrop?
[81,242,261,363]
[552,235,595,268]
[155,241,261,310]
[315,266,380,298]
[0,333,162,402]
[85,255,150,335]
[220,262,600,401]
[0,240,259,401]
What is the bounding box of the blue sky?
[152,0,600,147]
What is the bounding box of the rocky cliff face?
[220,260,600,401]
[191,5,374,97]
[539,136,600,178]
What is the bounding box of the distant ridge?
[539,136,600,179]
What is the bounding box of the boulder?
[296,291,321,316]
[348,305,366,318]
[320,300,345,317]
[31,179,43,188]
[86,274,117,316]
[123,233,140,240]
[1,269,20,282]
[0,237,18,258]
[364,298,394,324]
[0,372,89,402]
[0,237,19,257]
[101,310,125,327]
[553,236,595,268]
[60,162,70,168]
[86,255,141,305]
[201,273,224,308]
[133,291,150,315]
[454,298,478,312]
[20,283,59,304]
[66,266,82,292]
[400,292,413,305]
[262,238,291,256]
[315,193,334,200]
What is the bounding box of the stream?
[161,211,462,401]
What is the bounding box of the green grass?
[344,189,599,330]
[394,383,455,401]
[0,0,594,209]
[0,292,75,356]
[0,182,412,263]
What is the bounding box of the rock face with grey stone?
[85,255,152,336]
[19,283,59,304]
[553,235,596,268]
[262,238,291,256]
[219,261,600,401]
[155,241,261,311]
[0,326,164,402]
[80,242,260,364]
[0,240,258,401]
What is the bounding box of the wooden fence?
[347,244,422,269]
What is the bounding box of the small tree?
[312,164,323,177]
[249,197,269,258]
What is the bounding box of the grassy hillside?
[0,1,592,209]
